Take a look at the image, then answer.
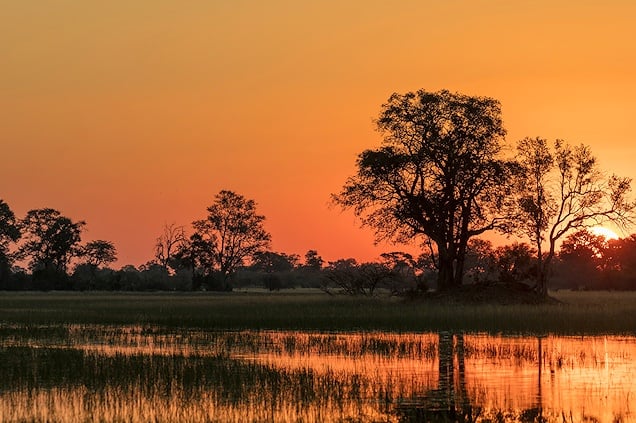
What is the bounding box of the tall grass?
[0,290,635,334]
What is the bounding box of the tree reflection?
[395,334,552,422]
[395,331,477,422]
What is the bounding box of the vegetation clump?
[418,281,559,305]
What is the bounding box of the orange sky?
[2,1,636,267]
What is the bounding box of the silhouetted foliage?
[334,89,513,291]
[463,239,495,284]
[491,243,537,285]
[303,249,324,271]
[171,233,215,290]
[0,200,21,289]
[250,251,299,290]
[71,264,117,291]
[602,235,636,289]
[512,137,635,295]
[154,223,186,271]
[322,259,410,296]
[465,239,537,286]
[32,267,71,291]
[192,191,271,290]
[252,251,299,273]
[79,240,117,268]
[19,208,85,273]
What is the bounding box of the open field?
[0,290,635,335]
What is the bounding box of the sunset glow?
[2,1,636,266]
[590,226,620,241]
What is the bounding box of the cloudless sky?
[2,1,636,266]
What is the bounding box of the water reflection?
[0,326,634,422]
[394,332,476,422]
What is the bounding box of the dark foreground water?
[0,325,634,422]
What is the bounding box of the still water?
[0,326,634,422]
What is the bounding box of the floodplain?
[1,290,635,422]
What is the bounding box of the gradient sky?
[2,1,636,267]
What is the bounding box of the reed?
[1,328,632,422]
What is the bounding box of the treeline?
[463,232,636,291]
[0,193,417,293]
[2,191,636,292]
[0,202,117,290]
[0,193,419,292]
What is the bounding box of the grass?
[0,290,635,335]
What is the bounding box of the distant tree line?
[2,193,636,293]
[0,201,117,290]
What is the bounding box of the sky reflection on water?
[0,326,634,422]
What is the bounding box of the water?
[0,325,634,422]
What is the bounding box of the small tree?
[154,223,186,270]
[558,229,607,289]
[464,239,495,284]
[193,190,271,289]
[323,259,393,296]
[80,240,118,268]
[513,137,634,295]
[251,251,298,291]
[491,243,536,285]
[303,249,324,271]
[19,208,85,273]
[172,233,215,290]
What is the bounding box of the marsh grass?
[0,290,635,334]
[2,328,634,422]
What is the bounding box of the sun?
[590,226,619,241]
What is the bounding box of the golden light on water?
[1,326,635,422]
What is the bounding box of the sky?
[2,1,636,267]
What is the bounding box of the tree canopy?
[19,208,85,273]
[334,89,512,291]
[512,137,635,295]
[0,200,21,253]
[80,240,118,268]
[193,190,271,288]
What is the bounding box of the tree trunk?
[535,242,557,297]
[536,271,548,297]
[437,253,455,291]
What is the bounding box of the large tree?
[193,190,271,288]
[513,137,634,295]
[19,208,85,273]
[334,89,511,291]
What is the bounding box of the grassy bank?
[0,290,634,335]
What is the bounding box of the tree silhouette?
[0,200,21,286]
[303,249,324,271]
[19,208,85,273]
[603,235,636,289]
[512,137,634,295]
[80,240,117,268]
[252,251,298,273]
[154,223,186,270]
[193,190,271,289]
[334,89,512,291]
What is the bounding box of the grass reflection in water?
[0,326,634,422]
